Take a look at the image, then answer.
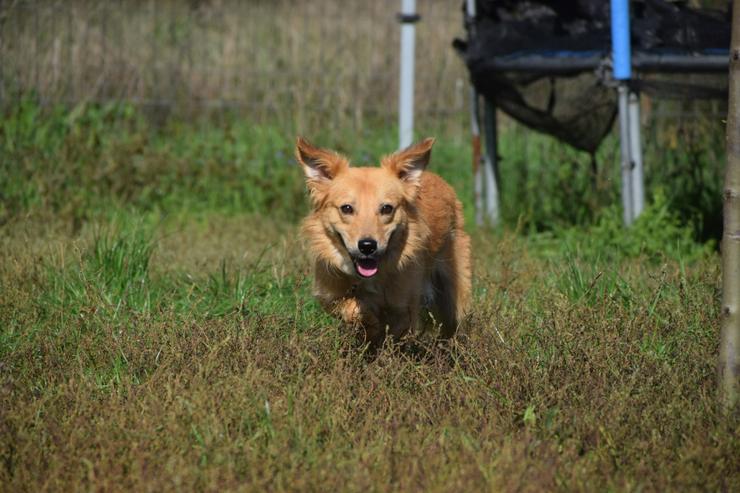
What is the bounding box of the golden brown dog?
[296,137,471,347]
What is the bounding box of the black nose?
[358,238,377,255]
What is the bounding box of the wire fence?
[0,0,469,130]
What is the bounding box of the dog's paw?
[337,298,362,325]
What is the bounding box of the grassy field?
[1,101,738,491]
[0,0,465,130]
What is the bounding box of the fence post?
[719,0,740,413]
[398,0,417,149]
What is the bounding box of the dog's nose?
[358,238,377,255]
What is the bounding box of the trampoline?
[454,0,732,225]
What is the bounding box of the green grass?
[0,101,737,491]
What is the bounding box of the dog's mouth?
[354,257,379,278]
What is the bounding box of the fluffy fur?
[297,137,471,347]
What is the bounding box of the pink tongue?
[357,261,378,277]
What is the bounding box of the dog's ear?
[295,137,349,185]
[381,138,434,191]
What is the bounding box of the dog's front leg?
[313,268,371,326]
[330,297,384,345]
[334,297,364,326]
[384,299,420,341]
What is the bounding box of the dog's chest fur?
[351,273,435,310]
[353,277,383,297]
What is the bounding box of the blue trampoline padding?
[611,0,632,79]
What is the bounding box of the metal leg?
[482,98,501,226]
[628,89,645,219]
[464,0,486,226]
[470,88,484,226]
[617,83,634,226]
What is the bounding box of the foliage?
[498,118,726,242]
[543,189,715,266]
[0,99,727,245]
[1,101,736,491]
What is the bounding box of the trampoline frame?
[466,0,730,226]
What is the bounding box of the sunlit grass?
[0,101,736,491]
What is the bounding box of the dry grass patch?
[1,213,737,492]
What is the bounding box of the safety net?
[453,0,731,152]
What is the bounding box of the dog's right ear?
[295,137,349,187]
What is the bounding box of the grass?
[1,101,738,491]
[0,0,465,130]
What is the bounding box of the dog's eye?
[379,204,394,215]
[340,204,354,215]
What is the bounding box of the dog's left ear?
[381,138,434,189]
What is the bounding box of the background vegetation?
[1,0,737,491]
[0,0,465,130]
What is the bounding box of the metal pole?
[470,89,484,226]
[618,84,634,225]
[398,0,416,149]
[611,0,634,225]
[465,0,484,225]
[629,90,645,218]
[483,98,501,225]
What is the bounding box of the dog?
[296,137,471,348]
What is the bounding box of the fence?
[0,0,468,130]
